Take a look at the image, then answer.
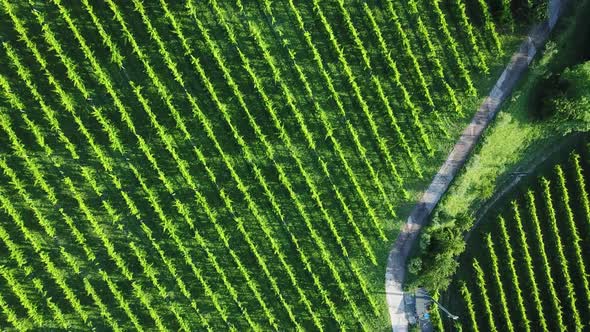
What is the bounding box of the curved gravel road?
[385,2,565,330]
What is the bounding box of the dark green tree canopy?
[549,61,590,133]
[531,60,590,133]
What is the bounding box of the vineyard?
[445,144,590,331]
[0,0,533,330]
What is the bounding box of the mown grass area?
[434,0,590,220]
[0,0,536,330]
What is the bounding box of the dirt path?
[385,3,564,331]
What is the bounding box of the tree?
[549,61,590,133]
[408,212,472,291]
[531,60,590,133]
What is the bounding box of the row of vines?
[0,0,526,330]
[448,146,590,331]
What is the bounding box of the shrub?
[408,258,423,275]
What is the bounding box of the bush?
[532,0,548,21]
[549,61,590,133]
[408,257,423,275]
[406,213,472,291]
[529,72,566,120]
[529,60,590,133]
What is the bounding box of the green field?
[0,0,532,330]
[443,142,590,331]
